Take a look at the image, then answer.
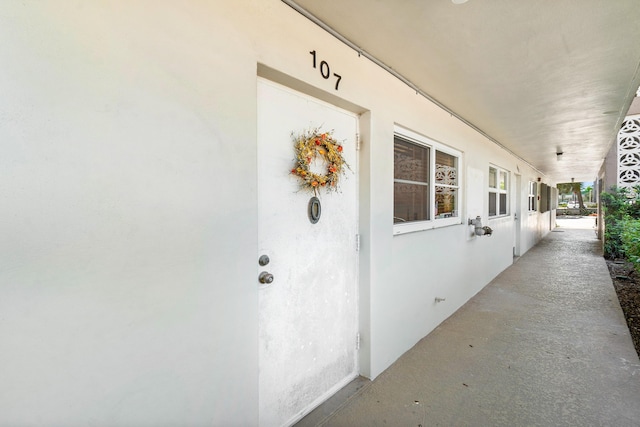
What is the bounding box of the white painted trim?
[488,164,510,218]
[393,125,463,235]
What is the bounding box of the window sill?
[488,214,511,221]
[393,217,462,235]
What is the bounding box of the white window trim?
[528,181,537,212]
[394,125,462,235]
[489,164,510,218]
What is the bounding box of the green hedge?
[601,186,640,260]
[621,217,640,270]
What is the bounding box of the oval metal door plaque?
[308,197,321,224]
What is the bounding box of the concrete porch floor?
[297,219,640,426]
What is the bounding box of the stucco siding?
[0,1,553,425]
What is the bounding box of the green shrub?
[601,186,640,259]
[621,217,640,271]
[604,216,626,259]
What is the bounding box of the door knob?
[259,271,274,284]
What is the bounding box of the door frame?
[514,173,522,257]
[256,75,363,425]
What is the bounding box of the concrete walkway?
[297,224,640,426]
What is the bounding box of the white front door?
[257,79,359,426]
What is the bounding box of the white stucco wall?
[0,3,260,426]
[0,1,553,425]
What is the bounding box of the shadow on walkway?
[298,228,640,426]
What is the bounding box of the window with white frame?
[394,127,461,234]
[435,151,458,219]
[489,165,509,217]
[528,181,537,211]
[394,136,430,223]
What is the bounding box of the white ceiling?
[287,0,640,183]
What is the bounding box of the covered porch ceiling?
[286,0,640,183]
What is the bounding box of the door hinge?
[356,332,360,350]
[355,234,360,252]
[356,133,361,151]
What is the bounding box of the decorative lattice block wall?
[618,115,640,188]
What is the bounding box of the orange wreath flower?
[290,128,350,194]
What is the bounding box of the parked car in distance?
[566,201,578,208]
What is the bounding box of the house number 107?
[309,50,342,90]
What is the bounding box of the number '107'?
[310,50,342,90]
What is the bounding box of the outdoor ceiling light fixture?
[451,0,469,4]
[557,150,563,161]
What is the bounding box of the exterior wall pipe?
[469,216,493,236]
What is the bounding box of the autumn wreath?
[290,128,349,194]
